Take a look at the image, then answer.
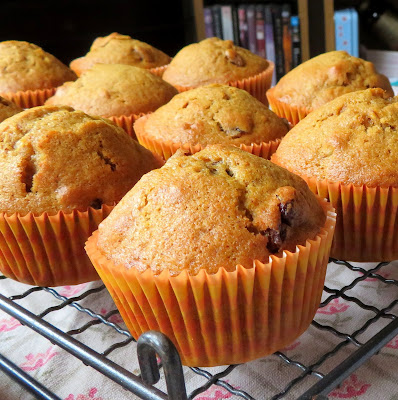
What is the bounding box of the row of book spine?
[204,3,301,84]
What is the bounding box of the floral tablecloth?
[1,260,398,400]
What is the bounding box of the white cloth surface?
[1,260,398,400]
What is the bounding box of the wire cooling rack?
[1,259,398,400]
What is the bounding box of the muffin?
[0,105,162,286]
[272,88,398,261]
[0,41,77,108]
[86,145,336,366]
[70,32,171,77]
[134,84,289,160]
[46,64,178,138]
[162,37,274,104]
[0,96,22,122]
[267,50,394,125]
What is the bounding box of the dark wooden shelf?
[0,0,195,64]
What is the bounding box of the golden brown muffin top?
[70,32,171,76]
[97,145,326,276]
[270,51,393,110]
[45,64,178,117]
[0,96,22,122]
[272,88,398,187]
[0,105,162,215]
[0,41,77,93]
[162,37,269,88]
[137,84,289,145]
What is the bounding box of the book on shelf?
[246,5,257,54]
[334,8,359,57]
[281,4,292,74]
[237,5,249,49]
[221,5,234,41]
[363,48,398,94]
[231,5,240,45]
[211,5,223,39]
[272,4,285,81]
[264,4,276,86]
[291,15,301,68]
[202,3,302,84]
[203,7,214,38]
[255,4,266,58]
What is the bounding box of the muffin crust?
[270,51,393,110]
[0,41,77,93]
[97,145,325,276]
[137,84,289,145]
[46,64,178,117]
[0,105,161,215]
[163,37,269,88]
[0,96,22,122]
[272,88,398,186]
[70,32,171,76]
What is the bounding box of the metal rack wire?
[1,258,398,400]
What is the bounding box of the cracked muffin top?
[0,41,77,93]
[134,84,289,145]
[269,51,393,110]
[97,145,326,276]
[45,64,178,117]
[70,32,171,76]
[272,88,398,187]
[162,37,270,88]
[0,96,22,122]
[0,105,162,215]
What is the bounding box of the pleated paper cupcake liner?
[134,114,281,161]
[167,61,275,106]
[0,205,113,287]
[107,113,149,140]
[266,87,313,126]
[1,88,57,109]
[86,199,335,367]
[302,177,398,262]
[149,64,169,78]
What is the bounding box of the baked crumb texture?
[0,96,22,122]
[163,37,269,87]
[0,40,77,93]
[0,105,161,215]
[140,84,289,146]
[273,88,398,187]
[70,32,171,76]
[46,64,178,117]
[98,145,325,276]
[270,51,393,110]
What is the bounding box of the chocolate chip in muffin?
[264,228,285,254]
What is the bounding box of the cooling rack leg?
[0,353,62,400]
[0,293,168,400]
[138,331,188,400]
[137,337,160,385]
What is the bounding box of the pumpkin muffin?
[97,145,326,274]
[0,41,77,107]
[46,64,178,138]
[0,105,162,286]
[86,145,336,366]
[0,96,22,122]
[272,88,398,261]
[267,50,393,125]
[134,84,289,159]
[162,37,274,104]
[70,32,171,77]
